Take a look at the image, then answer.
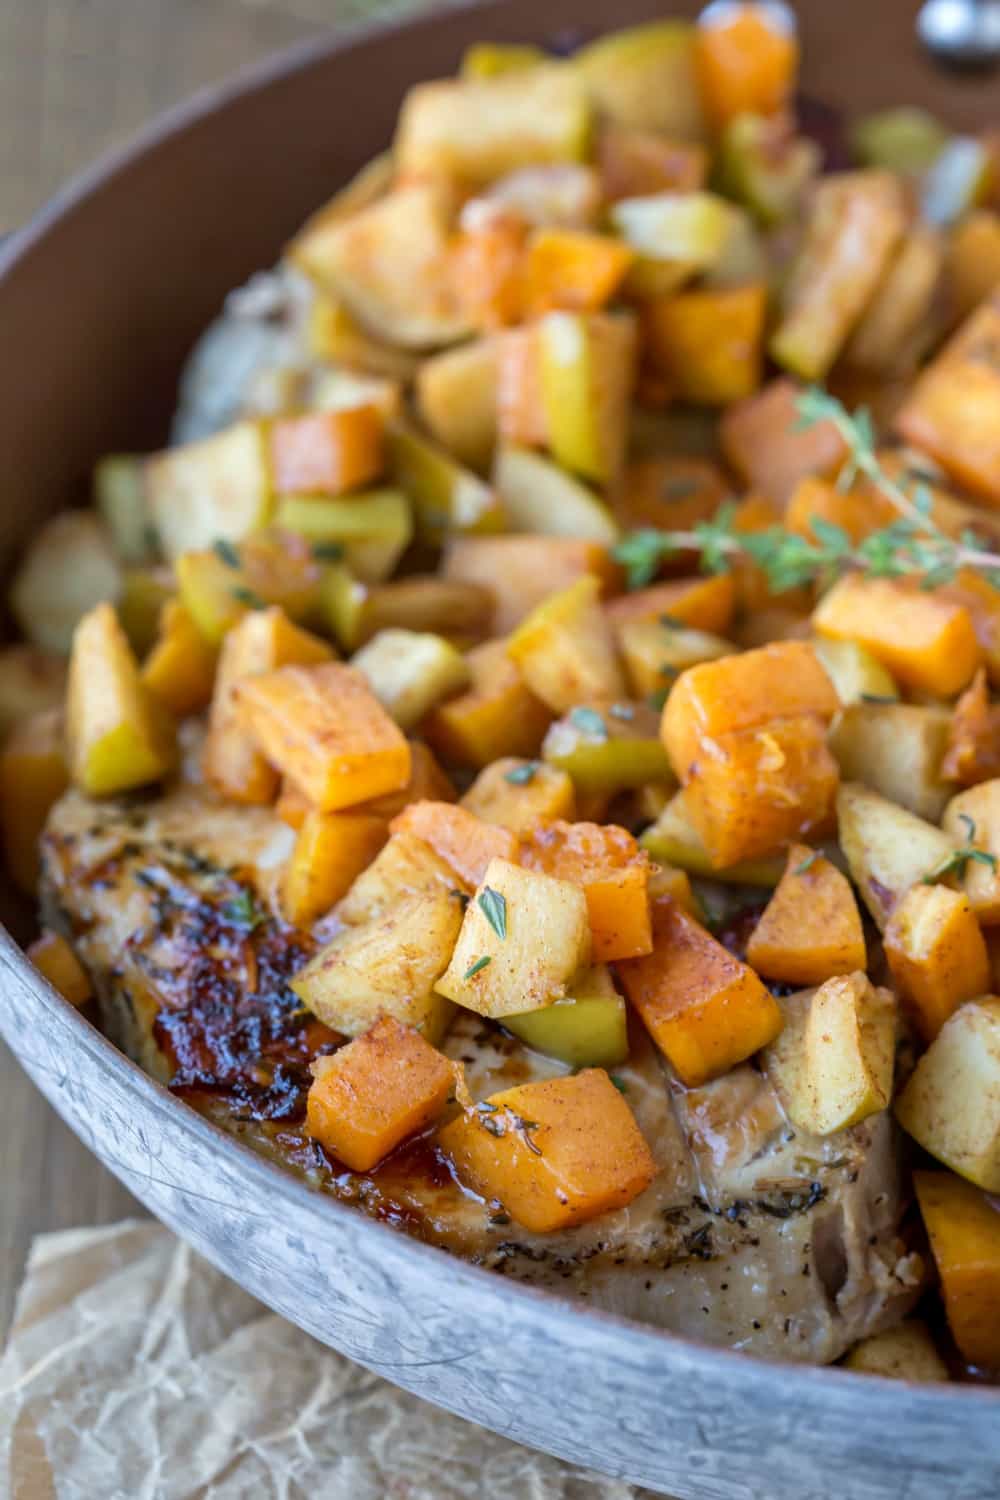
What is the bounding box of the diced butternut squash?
[503,964,629,1067]
[896,294,1000,506]
[282,810,389,927]
[897,998,1000,1192]
[617,621,734,700]
[355,740,456,819]
[605,573,736,637]
[461,757,575,835]
[0,645,66,743]
[141,600,218,719]
[813,574,980,697]
[770,171,906,380]
[275,779,313,830]
[598,123,707,201]
[682,713,839,868]
[423,639,552,769]
[336,830,458,927]
[452,212,529,333]
[639,788,785,886]
[938,572,1000,691]
[520,820,651,962]
[522,230,634,317]
[843,1322,948,1383]
[660,639,838,779]
[507,576,625,714]
[884,884,990,1043]
[541,700,672,795]
[306,1016,454,1172]
[942,669,1000,786]
[747,844,866,986]
[146,421,272,562]
[785,474,893,547]
[395,65,591,186]
[443,535,618,638]
[763,974,896,1136]
[350,629,469,732]
[415,338,499,471]
[291,889,464,1041]
[0,708,68,893]
[838,782,958,930]
[437,1069,657,1233]
[269,406,383,497]
[643,284,766,405]
[945,210,1000,325]
[235,662,411,812]
[943,782,1000,923]
[828,701,954,823]
[390,801,519,892]
[495,323,549,443]
[27,930,91,1008]
[203,608,332,806]
[719,376,849,507]
[617,898,781,1086]
[66,603,176,798]
[695,1,798,127]
[436,856,591,1019]
[537,311,636,485]
[913,1170,1000,1372]
[611,454,727,537]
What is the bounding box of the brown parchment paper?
[0,1221,669,1499]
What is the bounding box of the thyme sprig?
[922,814,998,884]
[613,389,1000,595]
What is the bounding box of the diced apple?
[275,490,413,585]
[94,454,154,563]
[9,512,122,655]
[493,445,619,543]
[415,338,499,472]
[943,782,1000,922]
[574,21,706,140]
[423,638,552,769]
[503,963,629,1067]
[838,782,958,930]
[885,883,990,1043]
[812,639,898,706]
[843,1322,948,1383]
[351,629,469,732]
[291,890,463,1042]
[763,974,896,1136]
[506,576,625,714]
[443,535,618,638]
[829,702,954,822]
[541,700,671,795]
[146,421,272,562]
[436,856,590,1019]
[336,830,458,927]
[520,818,652,962]
[460,757,575,835]
[639,788,785,886]
[389,421,504,542]
[537,311,636,485]
[897,998,1000,1191]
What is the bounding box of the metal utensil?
[919,0,1000,68]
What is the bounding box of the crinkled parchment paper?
[0,1221,670,1499]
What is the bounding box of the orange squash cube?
[785,474,894,547]
[617,899,782,1086]
[353,740,457,819]
[203,608,333,805]
[746,844,866,986]
[812,574,980,697]
[141,599,218,718]
[611,455,728,538]
[605,573,735,637]
[522,228,634,317]
[275,779,312,830]
[719,377,849,508]
[423,639,553,769]
[282,809,389,927]
[914,1170,1000,1372]
[521,820,652,962]
[0,708,68,893]
[695,2,798,127]
[682,713,839,868]
[896,295,1000,506]
[27,930,92,1007]
[269,404,384,497]
[390,799,519,891]
[942,669,1000,786]
[496,325,549,447]
[452,213,529,331]
[235,662,411,812]
[940,569,1000,690]
[443,535,618,637]
[660,640,839,779]
[727,493,814,616]
[461,757,575,835]
[885,884,991,1043]
[643,284,767,406]
[437,1070,657,1233]
[306,1016,454,1172]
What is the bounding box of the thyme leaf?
[568,706,608,740]
[504,761,539,785]
[212,538,241,569]
[477,887,508,940]
[463,955,492,980]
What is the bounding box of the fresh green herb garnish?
[568,706,608,740]
[222,888,265,930]
[793,851,819,876]
[311,540,345,562]
[610,1075,629,1094]
[613,388,1000,594]
[478,886,508,940]
[504,761,539,785]
[212,538,241,569]
[860,694,897,705]
[647,688,670,711]
[923,816,998,883]
[609,702,635,721]
[463,955,492,980]
[231,586,266,609]
[659,613,685,628]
